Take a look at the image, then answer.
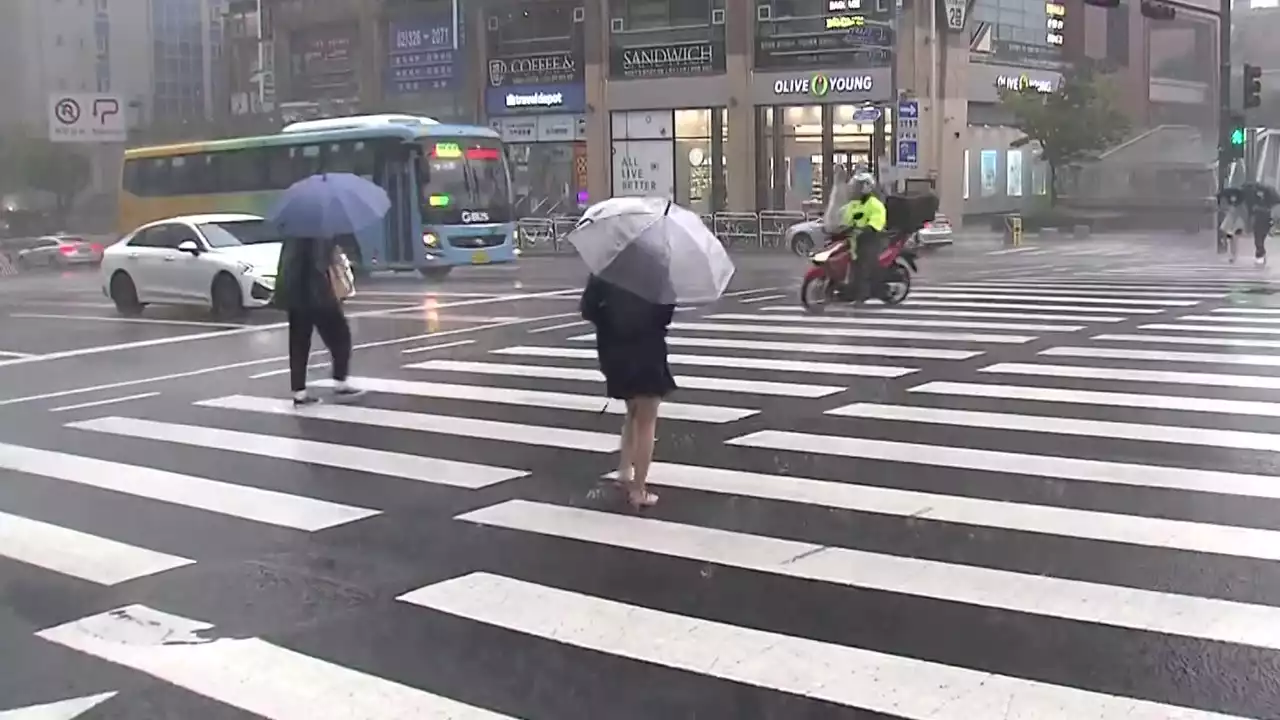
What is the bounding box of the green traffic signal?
[1232,127,1246,145]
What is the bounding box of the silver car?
[786,213,954,256]
[15,235,104,268]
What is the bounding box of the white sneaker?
[1257,256,1268,267]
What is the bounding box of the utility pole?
[1219,0,1233,194]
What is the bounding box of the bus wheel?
[419,266,452,280]
[110,272,145,316]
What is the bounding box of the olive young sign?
[996,73,1056,93]
[773,73,874,96]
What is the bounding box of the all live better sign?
[49,94,127,143]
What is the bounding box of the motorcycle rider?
[842,171,887,303]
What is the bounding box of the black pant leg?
[287,309,315,392]
[1255,218,1271,258]
[314,307,353,381]
[853,235,879,300]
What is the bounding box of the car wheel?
[109,272,145,316]
[211,273,246,319]
[791,233,815,257]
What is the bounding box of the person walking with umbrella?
[570,197,735,508]
[268,172,390,406]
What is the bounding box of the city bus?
[119,115,517,278]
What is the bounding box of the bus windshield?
[418,138,513,223]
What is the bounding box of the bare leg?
[626,396,661,508]
[616,399,637,483]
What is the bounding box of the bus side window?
[291,144,322,181]
[168,156,192,195]
[134,158,170,197]
[122,160,142,195]
[266,147,294,188]
[189,154,216,194]
[221,149,264,192]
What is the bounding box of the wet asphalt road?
[5,237,1280,718]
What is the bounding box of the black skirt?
[597,336,677,400]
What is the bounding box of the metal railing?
[515,210,818,256]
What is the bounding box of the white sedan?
[101,213,281,319]
[786,213,954,256]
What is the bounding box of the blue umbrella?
[266,172,391,239]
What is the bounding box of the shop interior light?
[428,194,451,207]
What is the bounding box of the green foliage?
[998,65,1131,201]
[14,139,92,212]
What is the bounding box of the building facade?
[150,0,228,126]
[257,0,1218,225]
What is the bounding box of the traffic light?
[1244,64,1263,109]
[1140,0,1176,19]
[1224,113,1246,161]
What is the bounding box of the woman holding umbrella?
[268,172,390,406]
[570,198,734,508]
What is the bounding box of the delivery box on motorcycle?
[884,193,940,235]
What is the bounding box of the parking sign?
[48,93,127,143]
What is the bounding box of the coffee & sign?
[609,39,725,80]
[487,52,580,87]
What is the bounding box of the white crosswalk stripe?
[15,276,1280,718]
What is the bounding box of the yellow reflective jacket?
[841,194,887,232]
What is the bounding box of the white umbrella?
[566,197,735,305]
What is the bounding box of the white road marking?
[402,571,1253,718]
[9,313,247,329]
[727,430,1280,500]
[36,605,519,719]
[1094,333,1280,349]
[0,441,376,530]
[527,320,590,334]
[249,363,330,380]
[709,312,1083,332]
[913,380,1280,418]
[910,292,1199,306]
[927,286,1224,298]
[407,359,844,397]
[738,293,788,303]
[568,334,980,360]
[1041,345,1280,367]
[0,511,193,585]
[0,350,35,358]
[70,416,526,488]
[0,288,578,370]
[982,361,1280,390]
[314,376,757,423]
[764,307,1127,322]
[199,395,619,452]
[400,339,476,354]
[491,345,916,377]
[668,322,1035,344]
[1140,323,1280,335]
[0,693,118,719]
[48,392,160,412]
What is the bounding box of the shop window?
[673,109,726,214]
[1032,162,1047,196]
[1006,150,1023,197]
[979,150,999,197]
[609,0,720,30]
[963,150,971,200]
[756,104,888,212]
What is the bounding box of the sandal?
[622,482,659,509]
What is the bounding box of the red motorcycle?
[798,193,938,313]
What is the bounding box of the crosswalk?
[8,275,1280,717]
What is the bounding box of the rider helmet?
[850,171,876,198]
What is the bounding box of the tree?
[16,140,91,215]
[998,64,1131,205]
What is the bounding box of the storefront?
[605,31,728,214]
[965,63,1061,214]
[750,68,894,212]
[484,49,587,216]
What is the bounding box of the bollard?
[1003,214,1024,247]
